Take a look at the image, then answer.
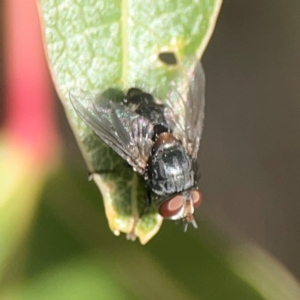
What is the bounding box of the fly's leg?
[146,186,152,207]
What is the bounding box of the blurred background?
[203,1,300,278]
[0,0,299,299]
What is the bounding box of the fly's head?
[157,189,202,231]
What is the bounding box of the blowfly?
[70,61,205,230]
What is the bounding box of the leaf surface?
[38,0,222,243]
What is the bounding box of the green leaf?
[37,0,222,243]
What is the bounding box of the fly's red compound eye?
[158,195,184,218]
[191,189,203,209]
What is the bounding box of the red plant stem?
[4,0,58,164]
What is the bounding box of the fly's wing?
[69,88,154,174]
[164,61,205,158]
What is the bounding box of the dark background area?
[1,0,300,280]
[202,1,300,278]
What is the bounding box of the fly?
[69,61,205,230]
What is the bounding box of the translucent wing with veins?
[69,88,154,175]
[160,61,205,231]
[164,61,205,159]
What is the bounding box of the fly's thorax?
[147,133,196,196]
